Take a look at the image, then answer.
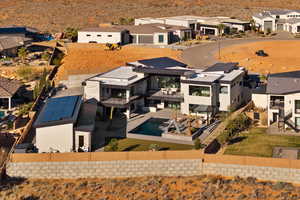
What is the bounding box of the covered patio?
[0,77,22,111]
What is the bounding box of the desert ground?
[2,0,300,32]
[1,175,300,200]
[56,43,181,81]
[218,40,300,75]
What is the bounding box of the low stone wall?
[6,151,300,183]
[7,159,202,179]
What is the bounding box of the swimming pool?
[0,111,5,119]
[130,118,169,136]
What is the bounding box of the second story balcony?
[147,88,184,102]
[270,96,284,109]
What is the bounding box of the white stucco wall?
[219,84,231,111]
[36,123,74,153]
[84,80,100,101]
[164,19,193,28]
[78,31,123,44]
[181,83,212,115]
[252,93,268,109]
[75,131,91,152]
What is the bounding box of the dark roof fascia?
[133,67,189,76]
[100,76,148,90]
[146,96,183,102]
[266,91,300,95]
[181,80,215,85]
[34,119,74,129]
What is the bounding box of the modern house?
[77,27,130,44]
[251,71,300,131]
[78,24,192,45]
[0,77,22,113]
[83,57,250,119]
[34,95,97,153]
[135,16,250,36]
[253,10,300,33]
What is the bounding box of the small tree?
[64,27,78,42]
[217,24,226,36]
[249,19,256,32]
[194,138,205,150]
[104,138,119,152]
[18,47,28,63]
[149,144,160,151]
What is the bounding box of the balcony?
[270,100,284,109]
[147,88,184,102]
[100,94,141,108]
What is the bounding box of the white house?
[34,95,97,153]
[78,27,130,44]
[83,58,250,120]
[253,10,300,33]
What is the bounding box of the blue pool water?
[130,118,169,136]
[0,111,5,119]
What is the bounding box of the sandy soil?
[218,40,300,75]
[56,43,181,81]
[1,175,299,200]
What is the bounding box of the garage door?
[264,21,273,31]
[204,28,215,35]
[132,35,137,43]
[277,24,284,31]
[138,35,153,44]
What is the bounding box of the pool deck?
[127,109,194,145]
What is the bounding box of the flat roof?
[79,27,126,32]
[130,57,187,69]
[184,73,223,83]
[203,62,239,73]
[34,95,82,128]
[88,66,145,86]
[220,69,245,82]
[266,71,300,94]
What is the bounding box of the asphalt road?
[182,32,296,69]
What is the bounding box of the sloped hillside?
[1,0,300,32]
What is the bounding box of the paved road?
[182,32,296,68]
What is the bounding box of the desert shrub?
[64,27,78,42]
[41,52,51,61]
[118,17,134,25]
[16,66,34,81]
[194,138,206,150]
[18,47,28,62]
[18,102,34,116]
[104,138,119,152]
[148,144,160,151]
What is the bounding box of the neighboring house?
[263,71,300,130]
[135,16,250,36]
[0,36,31,57]
[0,77,22,111]
[78,24,192,45]
[253,9,300,33]
[83,57,250,119]
[34,95,97,153]
[78,27,130,44]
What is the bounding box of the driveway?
[182,32,296,68]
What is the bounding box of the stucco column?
[126,89,130,102]
[8,97,11,110]
[125,107,131,119]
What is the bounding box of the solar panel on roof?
[39,96,79,123]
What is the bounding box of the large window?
[111,89,126,98]
[295,100,300,113]
[220,86,228,94]
[158,35,164,43]
[189,85,210,97]
[297,26,300,33]
[156,76,180,89]
[295,117,300,129]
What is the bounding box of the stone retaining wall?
[7,159,202,179]
[6,151,300,183]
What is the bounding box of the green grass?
[225,128,300,157]
[116,138,194,151]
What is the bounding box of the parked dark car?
[255,50,268,57]
[14,143,38,153]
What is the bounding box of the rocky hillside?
[1,175,300,200]
[1,0,300,32]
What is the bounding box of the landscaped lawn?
[117,138,194,151]
[224,128,300,157]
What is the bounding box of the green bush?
[194,138,206,150]
[217,113,251,146]
[19,102,34,116]
[104,138,119,152]
[148,144,160,151]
